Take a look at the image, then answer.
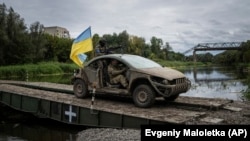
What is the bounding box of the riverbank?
[154,58,208,68]
[0,60,206,79]
[0,62,78,79]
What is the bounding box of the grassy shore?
[0,62,78,78]
[153,58,208,68]
[0,60,206,79]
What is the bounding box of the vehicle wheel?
[164,94,179,101]
[73,79,89,98]
[133,84,155,108]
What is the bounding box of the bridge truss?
[183,42,243,54]
[183,42,243,62]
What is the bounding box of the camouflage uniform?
[108,61,128,88]
[95,39,107,57]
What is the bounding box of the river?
[182,66,249,101]
[0,66,249,141]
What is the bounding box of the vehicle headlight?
[162,80,169,85]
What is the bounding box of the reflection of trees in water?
[184,66,249,101]
[191,66,247,83]
[0,119,80,141]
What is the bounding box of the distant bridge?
[183,42,243,62]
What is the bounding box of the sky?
[1,0,250,54]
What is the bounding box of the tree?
[150,36,163,59]
[5,7,30,65]
[128,35,146,55]
[29,21,47,63]
[0,3,8,65]
[241,40,250,63]
[55,37,73,62]
[161,42,172,60]
[117,30,129,53]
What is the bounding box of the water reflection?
[182,66,248,101]
[0,120,82,141]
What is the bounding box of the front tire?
[133,84,155,108]
[73,79,89,98]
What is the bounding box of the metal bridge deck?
[0,80,240,128]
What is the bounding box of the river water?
[182,66,249,101]
[0,66,249,141]
[0,118,84,141]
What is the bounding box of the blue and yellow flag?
[70,26,93,67]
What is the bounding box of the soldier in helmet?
[95,39,116,56]
[95,39,107,56]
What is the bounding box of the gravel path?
[76,128,140,141]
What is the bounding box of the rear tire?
[133,84,155,108]
[73,79,89,98]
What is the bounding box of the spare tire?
[73,79,89,98]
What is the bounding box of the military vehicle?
[72,54,191,108]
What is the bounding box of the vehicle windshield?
[121,55,162,69]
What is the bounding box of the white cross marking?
[64,105,76,123]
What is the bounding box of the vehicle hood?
[136,67,186,80]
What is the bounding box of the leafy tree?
[92,33,100,48]
[213,51,238,65]
[0,3,7,65]
[241,40,250,63]
[160,42,172,60]
[55,37,73,62]
[117,30,129,52]
[5,7,30,65]
[29,21,47,63]
[150,36,163,59]
[128,35,146,55]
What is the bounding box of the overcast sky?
[2,0,250,53]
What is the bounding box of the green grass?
[0,62,78,79]
[0,60,209,79]
[243,90,250,100]
[152,58,208,68]
[247,63,250,66]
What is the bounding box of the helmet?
[99,39,106,47]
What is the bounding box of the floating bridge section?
[0,80,237,128]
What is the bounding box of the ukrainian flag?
[70,26,93,67]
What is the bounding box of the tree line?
[0,3,73,66]
[1,3,249,67]
[0,3,184,66]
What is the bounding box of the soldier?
[95,39,107,56]
[95,39,122,57]
[108,59,128,88]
